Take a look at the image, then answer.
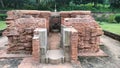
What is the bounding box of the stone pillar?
[70,30,78,62]
[62,27,78,62]
[63,28,71,47]
[39,28,47,55]
[62,27,71,62]
[33,28,47,63]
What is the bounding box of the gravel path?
[0,35,120,68]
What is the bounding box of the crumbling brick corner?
[61,11,105,57]
[3,10,50,54]
[70,30,79,63]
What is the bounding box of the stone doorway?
[50,13,61,32]
[46,12,71,64]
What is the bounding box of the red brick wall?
[61,11,103,55]
[3,10,50,54]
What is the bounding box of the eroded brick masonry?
[3,10,104,63]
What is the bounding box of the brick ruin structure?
[3,10,105,65]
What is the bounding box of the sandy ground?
[0,35,120,68]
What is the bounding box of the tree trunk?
[93,0,98,8]
[0,0,5,8]
[36,0,40,5]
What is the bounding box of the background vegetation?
[0,0,120,35]
[0,0,120,12]
[0,21,6,30]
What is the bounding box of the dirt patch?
[0,58,22,68]
[79,35,120,68]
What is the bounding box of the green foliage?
[107,14,116,23]
[72,0,104,5]
[58,3,114,12]
[110,0,120,8]
[95,14,108,22]
[0,0,30,9]
[23,4,37,10]
[0,0,120,12]
[0,14,7,21]
[0,14,6,16]
[0,21,7,30]
[115,14,120,23]
[95,14,120,23]
[32,0,71,10]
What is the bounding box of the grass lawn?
[0,21,7,30]
[100,22,120,35]
[0,14,7,16]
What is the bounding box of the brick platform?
[78,49,107,57]
[0,49,31,59]
[18,57,81,68]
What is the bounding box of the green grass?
[100,22,120,35]
[0,14,7,16]
[0,21,7,30]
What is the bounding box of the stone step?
[46,50,65,64]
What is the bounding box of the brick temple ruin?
[2,10,106,67]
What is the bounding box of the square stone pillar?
[62,27,78,62]
[38,28,47,55]
[62,27,73,47]
[32,28,47,63]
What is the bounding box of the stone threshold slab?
[78,49,108,57]
[0,50,32,59]
[46,50,64,60]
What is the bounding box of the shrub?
[115,14,120,23]
[0,14,7,21]
[95,14,108,22]
[0,21,7,30]
[107,14,116,23]
[23,4,37,10]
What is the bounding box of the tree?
[109,0,120,8]
[34,0,71,10]
[0,0,5,8]
[91,0,104,7]
[0,0,29,9]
